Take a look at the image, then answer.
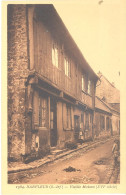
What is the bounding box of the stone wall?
[8,5,29,160]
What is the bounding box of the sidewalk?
[8,135,118,174]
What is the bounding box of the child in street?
[112,138,120,167]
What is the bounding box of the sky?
[54,0,126,90]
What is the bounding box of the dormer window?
[52,43,58,67]
[64,58,71,77]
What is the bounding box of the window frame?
[39,96,48,129]
[87,79,92,95]
[64,57,71,77]
[82,74,85,91]
[52,43,59,68]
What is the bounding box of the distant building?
[94,96,112,138]
[96,72,120,135]
[96,71,120,104]
[8,4,99,161]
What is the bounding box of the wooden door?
[74,115,80,141]
[50,99,57,147]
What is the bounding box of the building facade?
[8,4,99,161]
[96,72,120,135]
[94,97,112,138]
[96,71,120,104]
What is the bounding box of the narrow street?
[8,138,120,184]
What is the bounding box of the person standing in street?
[112,138,120,167]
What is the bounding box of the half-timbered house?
[8,4,99,161]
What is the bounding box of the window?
[82,74,88,93]
[39,96,48,128]
[82,75,85,91]
[100,115,105,130]
[64,58,71,77]
[52,44,58,67]
[66,105,71,129]
[88,79,92,95]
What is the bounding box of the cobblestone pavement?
[8,138,120,184]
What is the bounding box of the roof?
[101,100,120,114]
[95,96,112,114]
[32,4,99,81]
[97,71,116,88]
[109,103,120,112]
[95,96,120,114]
[96,72,120,103]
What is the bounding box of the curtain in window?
[39,97,48,127]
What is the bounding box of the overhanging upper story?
[27,4,99,109]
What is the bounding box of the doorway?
[50,99,57,147]
[74,115,80,141]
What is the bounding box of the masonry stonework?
[8,5,30,160]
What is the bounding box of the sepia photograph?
[2,0,126,194]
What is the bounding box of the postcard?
[1,0,126,194]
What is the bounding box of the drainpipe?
[92,82,96,141]
[93,76,101,140]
